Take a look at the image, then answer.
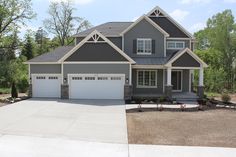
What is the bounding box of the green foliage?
[21,32,34,60]
[11,82,18,98]
[17,78,29,93]
[0,88,11,94]
[221,93,231,103]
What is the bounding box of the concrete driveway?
[0,99,128,157]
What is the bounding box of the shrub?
[11,82,18,98]
[221,93,231,103]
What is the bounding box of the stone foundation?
[61,84,69,99]
[124,84,133,100]
[197,86,204,99]
[165,85,173,99]
[28,84,32,98]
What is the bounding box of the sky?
[21,0,236,38]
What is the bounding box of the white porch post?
[199,68,204,86]
[167,67,172,86]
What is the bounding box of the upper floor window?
[137,38,152,55]
[167,41,185,50]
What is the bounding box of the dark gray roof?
[74,22,133,37]
[132,51,179,65]
[27,46,74,62]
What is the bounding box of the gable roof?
[60,30,136,63]
[120,15,169,37]
[74,22,133,37]
[165,48,208,68]
[147,6,194,38]
[26,46,74,63]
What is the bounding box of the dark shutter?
[133,39,137,54]
[152,40,155,54]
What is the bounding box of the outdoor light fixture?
[63,78,67,83]
[126,78,129,84]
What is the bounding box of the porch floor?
[132,92,199,99]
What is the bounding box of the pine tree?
[21,34,34,60]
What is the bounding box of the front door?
[172,70,182,92]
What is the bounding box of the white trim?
[199,67,204,86]
[167,67,172,86]
[63,61,130,64]
[147,6,194,38]
[31,73,62,76]
[164,38,166,57]
[59,30,135,64]
[189,40,192,50]
[136,70,157,88]
[132,65,165,69]
[167,37,191,40]
[28,64,31,83]
[120,15,169,37]
[172,70,183,92]
[25,62,61,64]
[167,41,185,50]
[122,34,124,51]
[165,48,208,68]
[170,67,201,69]
[85,41,106,43]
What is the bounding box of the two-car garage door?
[32,74,125,99]
[69,74,125,99]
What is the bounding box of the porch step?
[175,98,198,104]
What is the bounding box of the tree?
[21,32,34,60]
[44,0,91,46]
[0,0,35,39]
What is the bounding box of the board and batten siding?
[124,19,165,57]
[30,64,61,74]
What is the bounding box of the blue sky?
[22,0,236,38]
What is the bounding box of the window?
[98,77,108,80]
[167,41,185,49]
[85,77,95,80]
[49,76,58,80]
[111,77,121,80]
[72,77,82,80]
[137,70,157,88]
[36,76,45,79]
[137,38,152,55]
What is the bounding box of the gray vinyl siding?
[124,19,165,57]
[30,64,61,74]
[172,53,200,67]
[132,69,164,95]
[107,37,122,49]
[63,64,130,82]
[65,43,127,62]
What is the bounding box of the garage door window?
[111,77,122,80]
[85,77,95,80]
[36,76,45,79]
[72,77,82,80]
[98,77,108,80]
[49,76,58,79]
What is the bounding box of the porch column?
[165,67,173,100]
[197,67,204,99]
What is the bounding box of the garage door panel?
[32,75,61,98]
[69,74,124,99]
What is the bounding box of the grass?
[127,109,236,148]
[0,88,11,94]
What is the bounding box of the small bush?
[221,93,231,103]
[11,82,18,98]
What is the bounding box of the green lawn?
[0,88,11,94]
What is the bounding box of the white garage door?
[32,74,61,98]
[69,74,125,99]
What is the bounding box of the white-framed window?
[137,38,152,55]
[167,41,185,49]
[85,77,95,80]
[137,70,157,88]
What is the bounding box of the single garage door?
[32,74,61,98]
[69,74,125,99]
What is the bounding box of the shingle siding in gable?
[65,43,128,62]
[172,53,200,67]
[150,17,189,38]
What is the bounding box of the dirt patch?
[127,109,236,147]
[214,94,236,103]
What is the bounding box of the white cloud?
[50,0,93,5]
[170,9,189,22]
[224,0,236,3]
[180,0,211,4]
[189,22,206,33]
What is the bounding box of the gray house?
[26,6,207,100]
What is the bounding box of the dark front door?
[172,71,182,92]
